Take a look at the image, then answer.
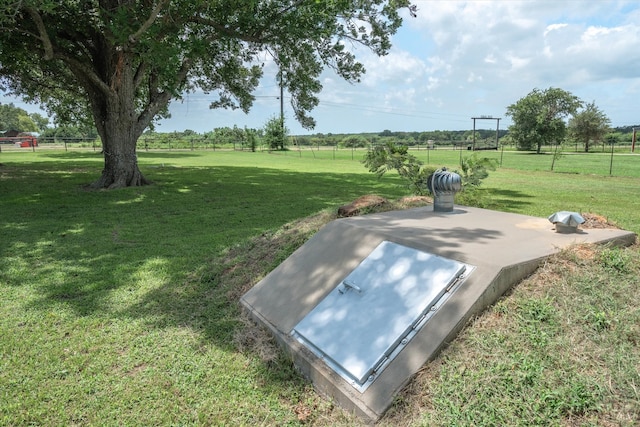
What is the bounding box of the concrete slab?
[240,205,636,423]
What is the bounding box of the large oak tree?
[0,0,413,188]
[506,87,582,154]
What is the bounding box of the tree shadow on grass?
[1,162,352,423]
[3,162,405,349]
[39,150,204,160]
[486,188,534,211]
[39,150,105,160]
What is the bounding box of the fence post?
[609,143,614,176]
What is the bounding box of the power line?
[178,92,492,126]
[314,99,471,123]
[253,95,472,123]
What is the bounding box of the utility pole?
[280,76,284,133]
[276,71,285,150]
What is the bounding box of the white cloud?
[425,76,441,91]
[360,50,428,87]
[503,54,531,71]
[544,23,568,37]
[467,72,482,83]
[484,54,497,64]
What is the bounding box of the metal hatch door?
[291,241,471,391]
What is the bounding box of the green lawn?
[1,148,638,425]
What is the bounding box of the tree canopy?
[0,0,413,188]
[568,101,611,152]
[0,102,45,133]
[505,87,582,153]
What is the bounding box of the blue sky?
[3,0,640,135]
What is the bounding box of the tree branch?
[187,15,262,43]
[23,6,112,99]
[25,7,54,60]
[127,0,169,45]
[54,52,113,98]
[133,61,147,90]
[136,57,192,133]
[186,0,306,44]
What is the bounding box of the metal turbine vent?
[427,168,462,212]
[548,211,585,233]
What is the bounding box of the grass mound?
[212,200,639,426]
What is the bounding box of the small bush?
[458,153,498,187]
[362,142,436,195]
[362,144,495,198]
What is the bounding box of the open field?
[1,149,638,425]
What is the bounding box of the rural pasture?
[1,148,638,425]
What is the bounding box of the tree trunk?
[92,137,151,189]
[88,53,152,190]
[90,113,151,189]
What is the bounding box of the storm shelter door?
[291,241,470,391]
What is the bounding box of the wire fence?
[1,136,637,177]
[1,134,636,152]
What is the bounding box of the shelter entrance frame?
[291,240,472,392]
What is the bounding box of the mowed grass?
[0,150,406,425]
[1,148,639,426]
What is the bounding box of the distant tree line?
[4,93,638,153]
[293,129,509,150]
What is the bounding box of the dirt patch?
[580,212,620,229]
[337,194,388,217]
[571,244,598,261]
[397,195,433,207]
[233,313,280,365]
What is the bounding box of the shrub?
[363,143,495,197]
[458,153,498,187]
[362,142,436,195]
